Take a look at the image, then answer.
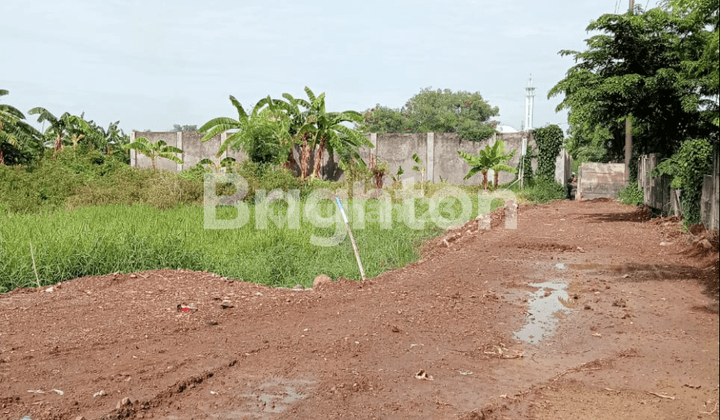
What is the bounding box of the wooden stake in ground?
[335,197,366,281]
[30,242,41,288]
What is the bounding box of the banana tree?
[458,139,517,190]
[28,107,90,151]
[197,157,237,172]
[274,92,311,173]
[123,137,183,169]
[0,89,42,164]
[199,95,292,165]
[280,87,367,179]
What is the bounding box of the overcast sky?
[2,0,649,134]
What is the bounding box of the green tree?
[361,87,499,142]
[171,124,198,132]
[458,140,517,190]
[123,137,183,169]
[664,0,719,127]
[549,6,717,165]
[0,89,43,165]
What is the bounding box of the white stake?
[335,197,366,281]
[30,242,41,288]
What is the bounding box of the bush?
[0,148,206,215]
[618,182,644,206]
[651,139,712,225]
[518,179,568,203]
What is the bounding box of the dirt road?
[1,200,718,420]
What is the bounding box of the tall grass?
[0,196,491,293]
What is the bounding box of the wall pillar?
[426,132,434,183]
[221,131,228,159]
[176,131,184,172]
[130,131,136,168]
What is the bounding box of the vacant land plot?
[0,200,717,419]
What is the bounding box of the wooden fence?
[636,154,686,218]
[700,144,719,231]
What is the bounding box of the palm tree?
[123,137,183,169]
[458,139,517,190]
[0,89,42,164]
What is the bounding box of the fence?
[131,131,548,186]
[637,154,682,216]
[700,144,719,231]
[129,130,581,188]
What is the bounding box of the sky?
[1,0,652,134]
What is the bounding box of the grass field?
[0,195,496,293]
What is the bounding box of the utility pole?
[624,0,634,184]
[521,75,536,189]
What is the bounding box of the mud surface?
[1,200,718,419]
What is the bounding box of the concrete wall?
[576,162,627,200]
[131,130,551,187]
[555,150,573,187]
[700,144,719,231]
[362,131,536,186]
[131,131,244,171]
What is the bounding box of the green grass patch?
[0,194,499,293]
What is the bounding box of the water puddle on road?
[514,280,572,345]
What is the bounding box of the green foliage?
[665,0,719,127]
[123,137,183,169]
[618,182,644,205]
[517,179,568,203]
[0,148,204,214]
[550,5,718,166]
[201,89,370,177]
[520,145,535,183]
[0,89,44,164]
[360,87,499,142]
[171,124,198,132]
[458,140,517,190]
[532,125,564,181]
[391,166,404,188]
[411,153,426,182]
[200,96,295,165]
[651,138,712,224]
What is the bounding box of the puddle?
[514,280,572,345]
[211,377,316,419]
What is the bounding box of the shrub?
[518,179,567,203]
[651,139,712,225]
[618,182,644,206]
